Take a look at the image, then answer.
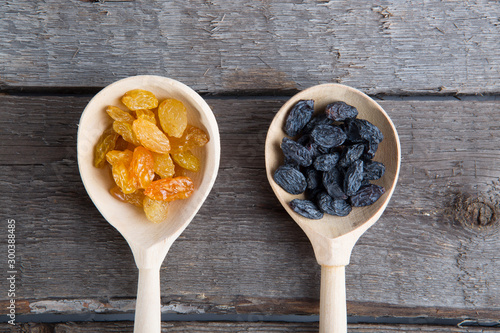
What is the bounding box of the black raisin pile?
[274,99,386,220]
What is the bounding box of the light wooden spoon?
[77,75,220,333]
[265,84,401,333]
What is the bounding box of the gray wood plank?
[0,96,499,320]
[1,322,498,333]
[1,1,499,94]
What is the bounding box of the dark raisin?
[314,142,331,155]
[303,114,333,134]
[283,158,300,169]
[284,100,314,137]
[363,140,379,159]
[322,167,347,200]
[317,191,352,216]
[344,160,364,196]
[313,153,340,171]
[303,141,322,159]
[350,184,385,207]
[361,179,371,187]
[325,101,358,121]
[273,165,307,195]
[310,125,346,148]
[281,137,313,167]
[363,160,385,180]
[290,199,324,219]
[305,167,322,190]
[338,144,364,168]
[345,118,383,144]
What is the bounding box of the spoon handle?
[319,265,347,333]
[134,268,161,333]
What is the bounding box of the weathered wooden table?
[1,1,499,332]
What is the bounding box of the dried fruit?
[152,152,175,178]
[174,164,188,177]
[363,141,379,159]
[121,89,158,111]
[317,192,352,216]
[144,177,194,201]
[172,151,200,172]
[284,100,314,137]
[281,137,313,167]
[305,167,321,190]
[290,199,323,219]
[303,114,333,134]
[132,118,171,154]
[273,165,307,195]
[96,89,206,223]
[136,109,157,124]
[106,106,135,123]
[363,160,385,180]
[106,149,133,166]
[313,153,340,171]
[310,125,346,148]
[94,127,119,168]
[112,160,136,194]
[350,184,385,207]
[345,118,383,144]
[343,160,364,196]
[143,196,169,223]
[273,99,387,219]
[169,126,209,153]
[322,167,347,200]
[113,121,142,146]
[325,101,358,121]
[109,186,145,208]
[338,144,364,168]
[130,146,155,189]
[158,98,187,138]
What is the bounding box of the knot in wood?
[453,193,498,229]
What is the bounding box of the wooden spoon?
[77,75,220,333]
[265,84,401,333]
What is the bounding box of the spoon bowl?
[265,84,400,332]
[77,75,220,332]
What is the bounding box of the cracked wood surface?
[0,0,499,95]
[0,96,499,321]
[1,322,498,333]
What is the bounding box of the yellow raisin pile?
[94,89,209,223]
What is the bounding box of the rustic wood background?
[1,0,499,332]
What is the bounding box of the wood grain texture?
[0,1,499,95]
[1,322,499,333]
[0,96,499,321]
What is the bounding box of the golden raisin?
[158,98,187,138]
[130,146,155,189]
[152,152,175,179]
[144,177,194,201]
[174,164,188,177]
[121,89,158,111]
[113,121,142,146]
[132,118,171,154]
[94,127,119,168]
[106,149,133,166]
[143,196,169,223]
[112,160,136,194]
[136,109,157,125]
[172,150,200,172]
[110,186,145,208]
[106,106,135,123]
[169,125,209,153]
